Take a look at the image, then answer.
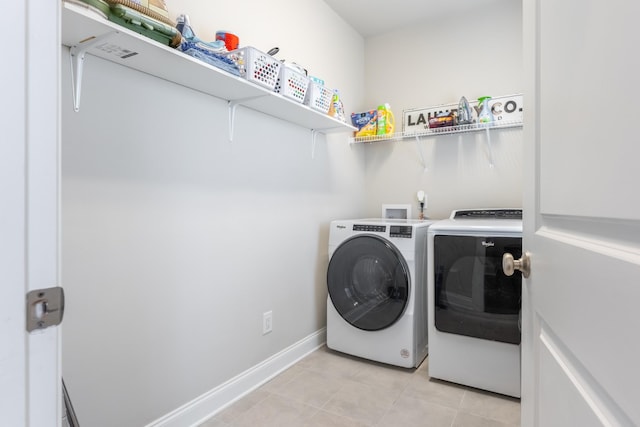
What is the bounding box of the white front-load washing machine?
[326,218,434,368]
[428,209,523,397]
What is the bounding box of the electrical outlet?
[263,311,273,335]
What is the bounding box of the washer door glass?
[327,235,410,331]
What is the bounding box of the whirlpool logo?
[482,240,495,247]
[336,225,347,229]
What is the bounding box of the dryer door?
[433,235,522,344]
[327,235,410,331]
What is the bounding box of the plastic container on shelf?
[375,103,395,135]
[226,47,282,90]
[328,90,346,122]
[274,64,310,103]
[304,80,333,113]
[477,96,494,126]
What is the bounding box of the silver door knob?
[503,252,531,278]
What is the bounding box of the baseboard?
[144,328,327,427]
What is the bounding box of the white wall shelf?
[61,2,355,142]
[348,120,523,170]
[348,120,523,144]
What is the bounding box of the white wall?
[361,0,523,220]
[60,1,365,426]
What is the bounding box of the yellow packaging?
[355,121,377,137]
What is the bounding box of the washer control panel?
[390,226,413,238]
[353,224,386,233]
[352,224,414,238]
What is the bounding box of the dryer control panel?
[452,209,522,219]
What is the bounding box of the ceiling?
[323,0,511,37]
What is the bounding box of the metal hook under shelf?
[69,31,118,112]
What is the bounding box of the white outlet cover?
[263,311,273,335]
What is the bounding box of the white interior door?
[0,1,62,426]
[521,0,640,426]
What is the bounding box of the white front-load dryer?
[428,209,523,397]
[326,218,434,368]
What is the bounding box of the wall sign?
[402,94,523,136]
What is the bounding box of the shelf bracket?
[69,31,118,112]
[485,127,495,168]
[228,96,267,142]
[414,136,428,172]
[311,130,320,159]
[311,128,338,159]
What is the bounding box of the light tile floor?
[199,345,520,427]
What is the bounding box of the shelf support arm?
[311,130,319,159]
[69,31,118,112]
[414,136,428,172]
[228,96,267,142]
[310,128,339,159]
[485,127,495,168]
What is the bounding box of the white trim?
[145,328,326,427]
